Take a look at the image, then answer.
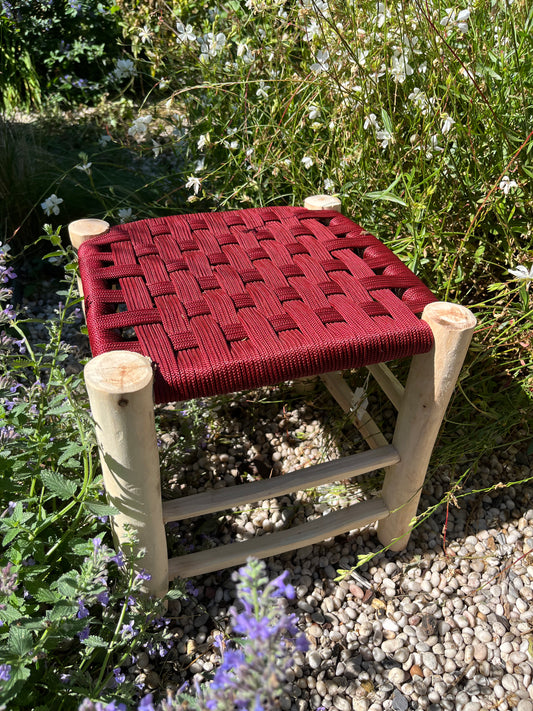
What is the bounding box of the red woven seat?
[78,206,437,404]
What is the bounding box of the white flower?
[0,242,11,257]
[197,134,209,150]
[139,25,152,44]
[426,134,444,158]
[376,129,393,149]
[408,88,435,116]
[304,20,321,42]
[176,22,196,44]
[185,175,202,195]
[441,7,471,33]
[323,178,335,192]
[301,156,314,169]
[375,2,391,27]
[508,265,533,281]
[99,134,112,147]
[152,140,162,157]
[364,113,380,130]
[256,80,270,99]
[128,115,152,138]
[112,58,137,81]
[441,114,455,135]
[76,162,92,174]
[499,175,518,195]
[118,208,135,223]
[308,105,321,120]
[199,32,226,61]
[310,49,330,73]
[41,194,64,216]
[389,55,414,83]
[195,158,205,173]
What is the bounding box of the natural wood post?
[68,220,110,314]
[84,350,169,598]
[377,302,476,551]
[304,195,342,212]
[68,218,110,250]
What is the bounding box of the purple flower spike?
[77,599,89,619]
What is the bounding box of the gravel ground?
[25,280,533,711]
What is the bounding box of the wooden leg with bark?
[377,302,476,550]
[84,350,169,597]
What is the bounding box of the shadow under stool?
[68,195,476,597]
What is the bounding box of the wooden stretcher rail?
[320,372,389,449]
[168,496,390,579]
[162,445,399,523]
[366,363,405,410]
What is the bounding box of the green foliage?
[0,0,123,111]
[0,236,185,709]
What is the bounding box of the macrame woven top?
[78,206,437,403]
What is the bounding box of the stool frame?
[69,197,476,597]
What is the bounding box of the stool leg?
[377,302,476,551]
[68,219,110,317]
[84,350,169,597]
[303,195,342,212]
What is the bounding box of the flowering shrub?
[0,235,180,709]
[78,559,307,711]
[108,0,531,301]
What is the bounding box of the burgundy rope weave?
[78,206,436,403]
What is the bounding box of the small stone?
[308,624,322,638]
[421,651,438,672]
[410,665,424,678]
[517,701,533,711]
[473,643,488,662]
[383,618,400,633]
[144,670,160,689]
[388,668,408,685]
[333,695,351,711]
[136,651,150,669]
[390,689,409,711]
[501,674,519,692]
[308,651,322,669]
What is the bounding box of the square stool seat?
[70,201,475,597]
[77,206,437,404]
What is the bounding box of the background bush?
[0,0,123,111]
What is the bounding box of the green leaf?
[0,603,24,624]
[363,189,407,206]
[84,501,119,517]
[363,174,406,206]
[55,574,79,598]
[34,589,61,604]
[8,627,33,657]
[47,600,78,621]
[46,403,73,416]
[381,108,393,134]
[166,589,185,600]
[2,528,21,546]
[40,471,78,499]
[82,635,107,648]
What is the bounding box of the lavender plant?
[0,234,180,709]
[79,558,308,711]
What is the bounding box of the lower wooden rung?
[167,496,390,580]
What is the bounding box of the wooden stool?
[69,197,476,597]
